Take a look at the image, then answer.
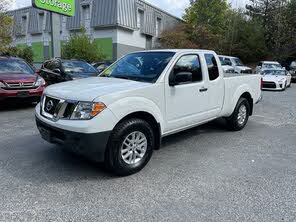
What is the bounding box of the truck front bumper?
[36,116,111,162]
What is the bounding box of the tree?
[0,0,13,53]
[246,0,296,61]
[2,46,34,64]
[160,0,268,63]
[62,29,105,63]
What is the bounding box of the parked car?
[261,69,291,91]
[36,49,262,176]
[289,61,296,82]
[256,61,283,74]
[218,55,253,74]
[92,61,113,73]
[0,56,46,102]
[219,56,235,74]
[40,59,99,85]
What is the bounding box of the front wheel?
[104,118,155,176]
[226,98,250,131]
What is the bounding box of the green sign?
[32,0,75,17]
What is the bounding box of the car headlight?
[70,102,106,120]
[0,81,5,88]
[35,77,46,87]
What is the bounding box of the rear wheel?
[105,118,155,176]
[226,98,250,131]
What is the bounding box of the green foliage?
[184,0,229,35]
[246,0,296,61]
[62,30,105,63]
[2,46,34,64]
[0,14,12,52]
[18,46,34,64]
[161,0,268,63]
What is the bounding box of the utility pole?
[50,12,61,58]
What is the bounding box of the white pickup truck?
[36,50,262,176]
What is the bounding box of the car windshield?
[263,63,282,69]
[62,61,98,75]
[0,60,34,74]
[262,70,286,75]
[100,52,175,83]
[234,58,244,66]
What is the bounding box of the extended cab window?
[205,54,219,81]
[174,55,202,83]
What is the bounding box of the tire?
[104,118,155,176]
[226,98,250,131]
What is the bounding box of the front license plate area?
[17,91,29,97]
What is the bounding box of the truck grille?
[3,82,37,90]
[41,96,77,121]
[263,81,276,89]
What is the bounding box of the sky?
[12,0,249,18]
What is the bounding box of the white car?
[36,49,262,176]
[219,56,235,74]
[261,69,292,91]
[219,55,253,74]
[256,61,283,74]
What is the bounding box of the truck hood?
[263,75,286,82]
[0,73,37,82]
[44,77,151,101]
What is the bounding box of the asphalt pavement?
[0,87,296,221]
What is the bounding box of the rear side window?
[205,54,219,81]
[174,55,203,82]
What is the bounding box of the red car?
[0,57,46,102]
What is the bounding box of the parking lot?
[0,87,296,221]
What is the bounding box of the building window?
[156,18,162,37]
[21,15,27,35]
[38,12,45,32]
[82,4,90,28]
[137,9,144,29]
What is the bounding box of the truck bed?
[221,74,262,117]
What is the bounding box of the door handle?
[199,87,208,92]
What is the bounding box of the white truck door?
[203,53,225,116]
[164,54,211,132]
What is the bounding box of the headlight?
[71,102,106,120]
[0,82,5,88]
[35,77,46,87]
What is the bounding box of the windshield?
[234,58,244,66]
[262,69,286,75]
[262,63,282,69]
[100,52,175,83]
[0,60,34,74]
[62,61,98,75]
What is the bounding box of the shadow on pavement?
[0,100,37,112]
[1,119,230,184]
[162,118,229,148]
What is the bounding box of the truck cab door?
[204,53,224,116]
[164,54,211,133]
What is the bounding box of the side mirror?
[53,68,61,74]
[169,71,192,86]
